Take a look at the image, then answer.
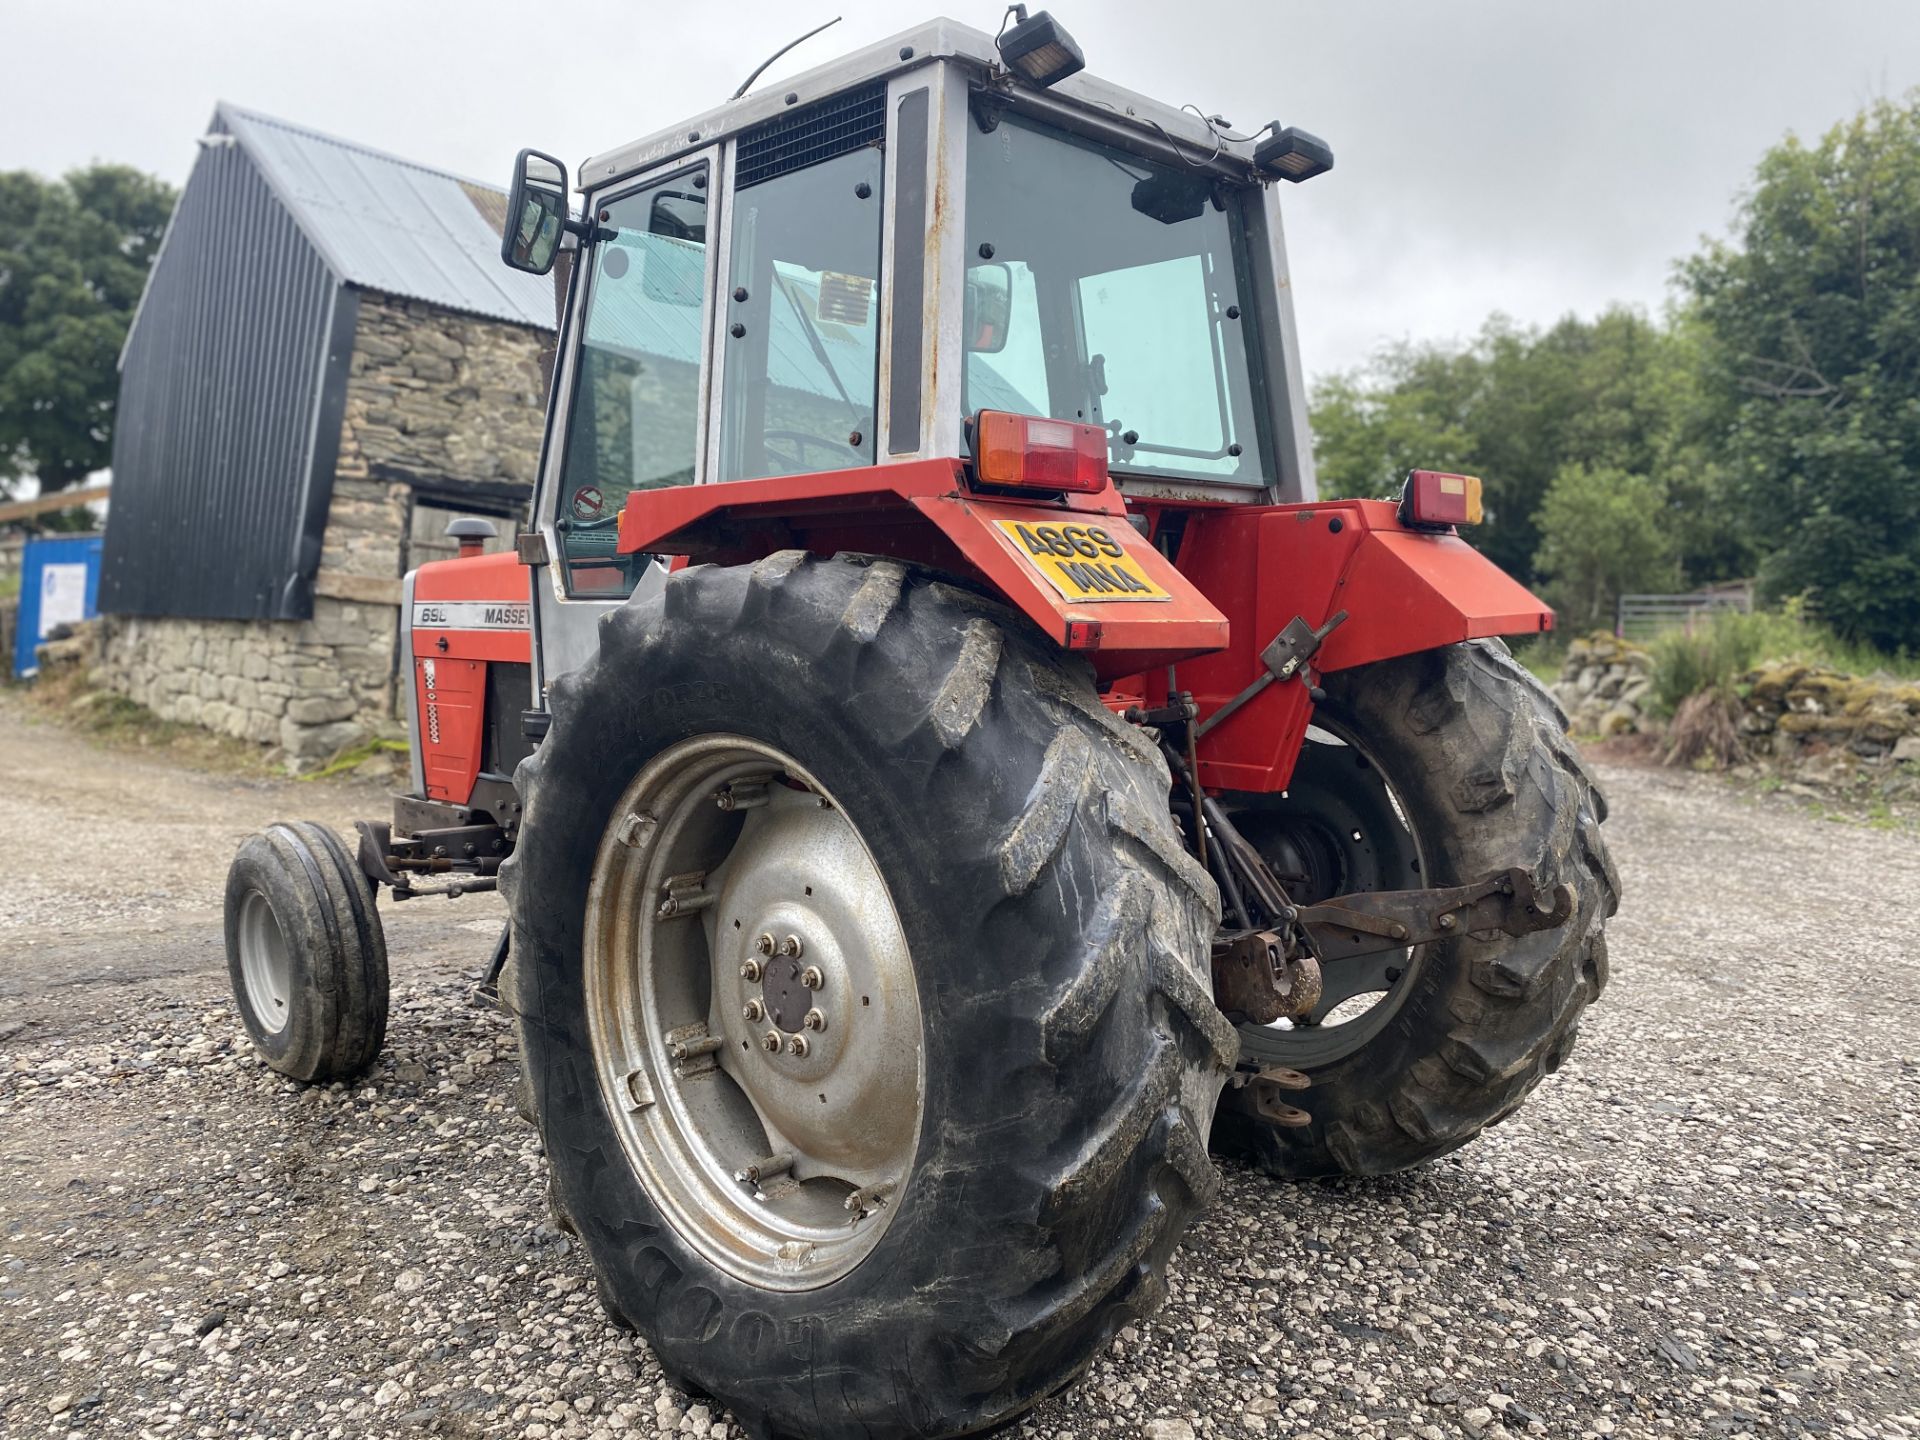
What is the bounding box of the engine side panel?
[408,550,533,806]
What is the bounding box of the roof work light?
[1399,470,1485,530]
[1255,126,1335,183]
[996,7,1087,88]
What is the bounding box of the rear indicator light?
[971,409,1110,494]
[1399,470,1484,529]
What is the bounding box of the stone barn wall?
[95,294,545,763]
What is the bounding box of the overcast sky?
[7,0,1918,380]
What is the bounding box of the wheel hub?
[758,952,811,1033]
[235,889,293,1036]
[708,796,918,1178]
[584,736,925,1291]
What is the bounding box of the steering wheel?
[762,428,856,474]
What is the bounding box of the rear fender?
[617,461,1229,680]
[1147,498,1553,792]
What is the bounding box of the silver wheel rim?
[236,889,293,1036]
[585,735,925,1291]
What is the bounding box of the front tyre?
[502,554,1236,1440]
[223,820,389,1082]
[1212,640,1620,1178]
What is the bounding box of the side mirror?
[965,262,1013,354]
[502,148,571,276]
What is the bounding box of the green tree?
[1311,308,1736,587]
[1311,341,1480,502]
[1684,94,1920,652]
[1532,464,1680,632]
[0,165,175,496]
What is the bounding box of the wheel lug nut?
[777,934,804,959]
[786,1034,810,1058]
[800,965,823,991]
[803,1008,826,1032]
[754,933,775,957]
[760,1031,782,1052]
[743,999,765,1023]
[740,958,763,982]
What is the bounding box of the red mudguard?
[611,469,1553,795]
[1135,497,1552,791]
[617,460,1229,677]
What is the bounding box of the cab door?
[530,148,722,690]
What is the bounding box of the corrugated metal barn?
[97,105,556,760]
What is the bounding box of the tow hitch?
[1209,866,1575,1026]
[1295,866,1575,963]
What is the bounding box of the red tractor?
[225,14,1616,1438]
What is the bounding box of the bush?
[1647,603,1920,716]
[1531,465,1680,634]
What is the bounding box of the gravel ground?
[1,695,1917,1440]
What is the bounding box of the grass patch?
[15,666,280,776]
[299,737,409,782]
[1508,632,1569,683]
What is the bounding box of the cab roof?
[578,16,1259,193]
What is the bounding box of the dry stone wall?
[92,599,397,759]
[336,293,546,492]
[1738,663,1920,767]
[1551,634,1654,736]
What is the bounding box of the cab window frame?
[545,159,718,599]
[712,142,887,486]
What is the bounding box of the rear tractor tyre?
[224,820,389,1082]
[503,553,1236,1440]
[1212,640,1620,1178]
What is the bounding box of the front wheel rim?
[585,735,925,1291]
[236,889,293,1036]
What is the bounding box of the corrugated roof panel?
[219,103,555,330]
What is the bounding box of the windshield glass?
[964,112,1268,486]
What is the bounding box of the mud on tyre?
[502,553,1238,1440]
[1212,640,1620,1178]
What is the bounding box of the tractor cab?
[500,14,1330,676]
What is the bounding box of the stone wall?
[93,293,546,764]
[1551,634,1654,736]
[335,292,547,494]
[92,598,395,759]
[1738,663,1920,768]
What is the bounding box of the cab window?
[555,165,709,596]
[716,147,883,482]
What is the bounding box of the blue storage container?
[13,534,104,679]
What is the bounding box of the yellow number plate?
[995,519,1171,603]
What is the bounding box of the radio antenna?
[732,16,844,100]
